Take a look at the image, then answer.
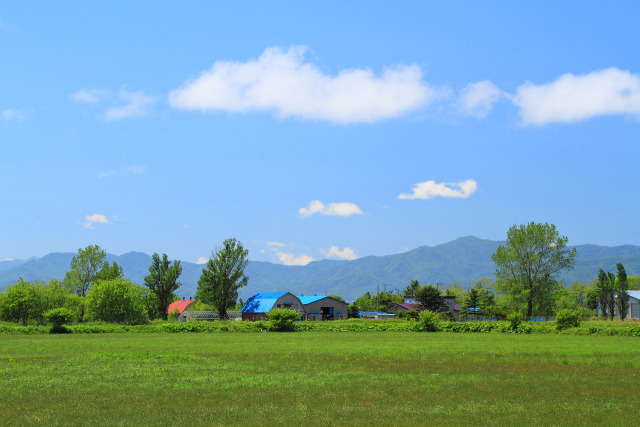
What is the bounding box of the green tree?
[94,261,123,282]
[0,279,47,325]
[415,285,446,312]
[196,238,249,320]
[404,280,421,296]
[464,288,481,319]
[617,263,629,321]
[85,278,148,324]
[64,245,107,297]
[144,253,182,320]
[329,295,345,302]
[492,222,576,318]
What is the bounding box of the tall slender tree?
[196,238,249,320]
[617,263,629,321]
[144,253,182,321]
[64,245,106,297]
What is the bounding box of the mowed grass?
[1,332,639,426]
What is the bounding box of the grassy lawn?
[1,332,638,425]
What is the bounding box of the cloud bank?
[514,68,640,125]
[398,179,477,200]
[298,200,363,217]
[168,46,435,123]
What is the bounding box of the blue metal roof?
[241,292,288,313]
[299,295,339,305]
[627,291,640,301]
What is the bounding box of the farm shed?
[299,295,349,320]
[167,297,195,317]
[241,292,306,321]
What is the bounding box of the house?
[241,292,306,321]
[403,295,417,304]
[167,297,195,317]
[388,303,421,313]
[599,290,640,319]
[298,295,349,320]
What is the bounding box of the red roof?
[167,299,195,314]
[393,303,421,311]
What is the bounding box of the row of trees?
[0,238,250,325]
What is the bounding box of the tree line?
[0,238,249,327]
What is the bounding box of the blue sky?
[2,1,639,266]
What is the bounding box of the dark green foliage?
[415,285,446,312]
[64,245,107,297]
[417,309,440,332]
[493,222,576,318]
[85,278,148,324]
[555,309,581,331]
[196,238,249,320]
[617,263,629,321]
[44,307,74,333]
[586,289,599,310]
[396,309,420,320]
[267,308,301,331]
[347,304,359,318]
[404,280,420,296]
[144,253,182,320]
[94,261,123,282]
[597,269,617,320]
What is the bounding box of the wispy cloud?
[168,46,436,123]
[2,109,25,121]
[458,80,505,118]
[97,165,146,179]
[298,200,363,218]
[72,88,155,120]
[196,257,208,265]
[321,246,358,260]
[398,179,477,200]
[267,241,286,248]
[514,68,640,125]
[276,251,315,266]
[84,214,109,229]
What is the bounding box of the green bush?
[44,307,74,333]
[167,307,180,322]
[507,313,522,331]
[85,279,148,324]
[417,310,440,332]
[439,312,456,322]
[267,308,301,332]
[555,309,581,331]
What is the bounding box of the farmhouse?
[597,290,640,319]
[241,292,306,321]
[388,303,421,313]
[167,297,195,317]
[299,295,349,320]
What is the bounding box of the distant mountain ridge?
[1,237,639,301]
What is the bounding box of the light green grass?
[1,332,639,425]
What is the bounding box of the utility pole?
[376,285,379,312]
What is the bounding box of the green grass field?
[2,332,639,425]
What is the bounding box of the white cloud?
[321,246,358,260]
[2,109,25,121]
[276,251,315,266]
[514,68,640,125]
[398,179,477,200]
[196,257,208,264]
[298,200,363,218]
[459,80,504,118]
[84,214,109,229]
[168,46,435,123]
[105,90,155,120]
[72,89,109,104]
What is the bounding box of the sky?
[1,1,639,266]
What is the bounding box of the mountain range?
[1,237,639,301]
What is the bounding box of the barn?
[298,295,348,320]
[241,292,306,321]
[167,297,195,317]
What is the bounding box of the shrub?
[267,308,301,332]
[396,310,420,320]
[44,307,74,333]
[555,309,581,331]
[507,313,522,331]
[347,304,360,318]
[85,279,148,324]
[417,310,440,332]
[439,312,456,322]
[167,307,180,322]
